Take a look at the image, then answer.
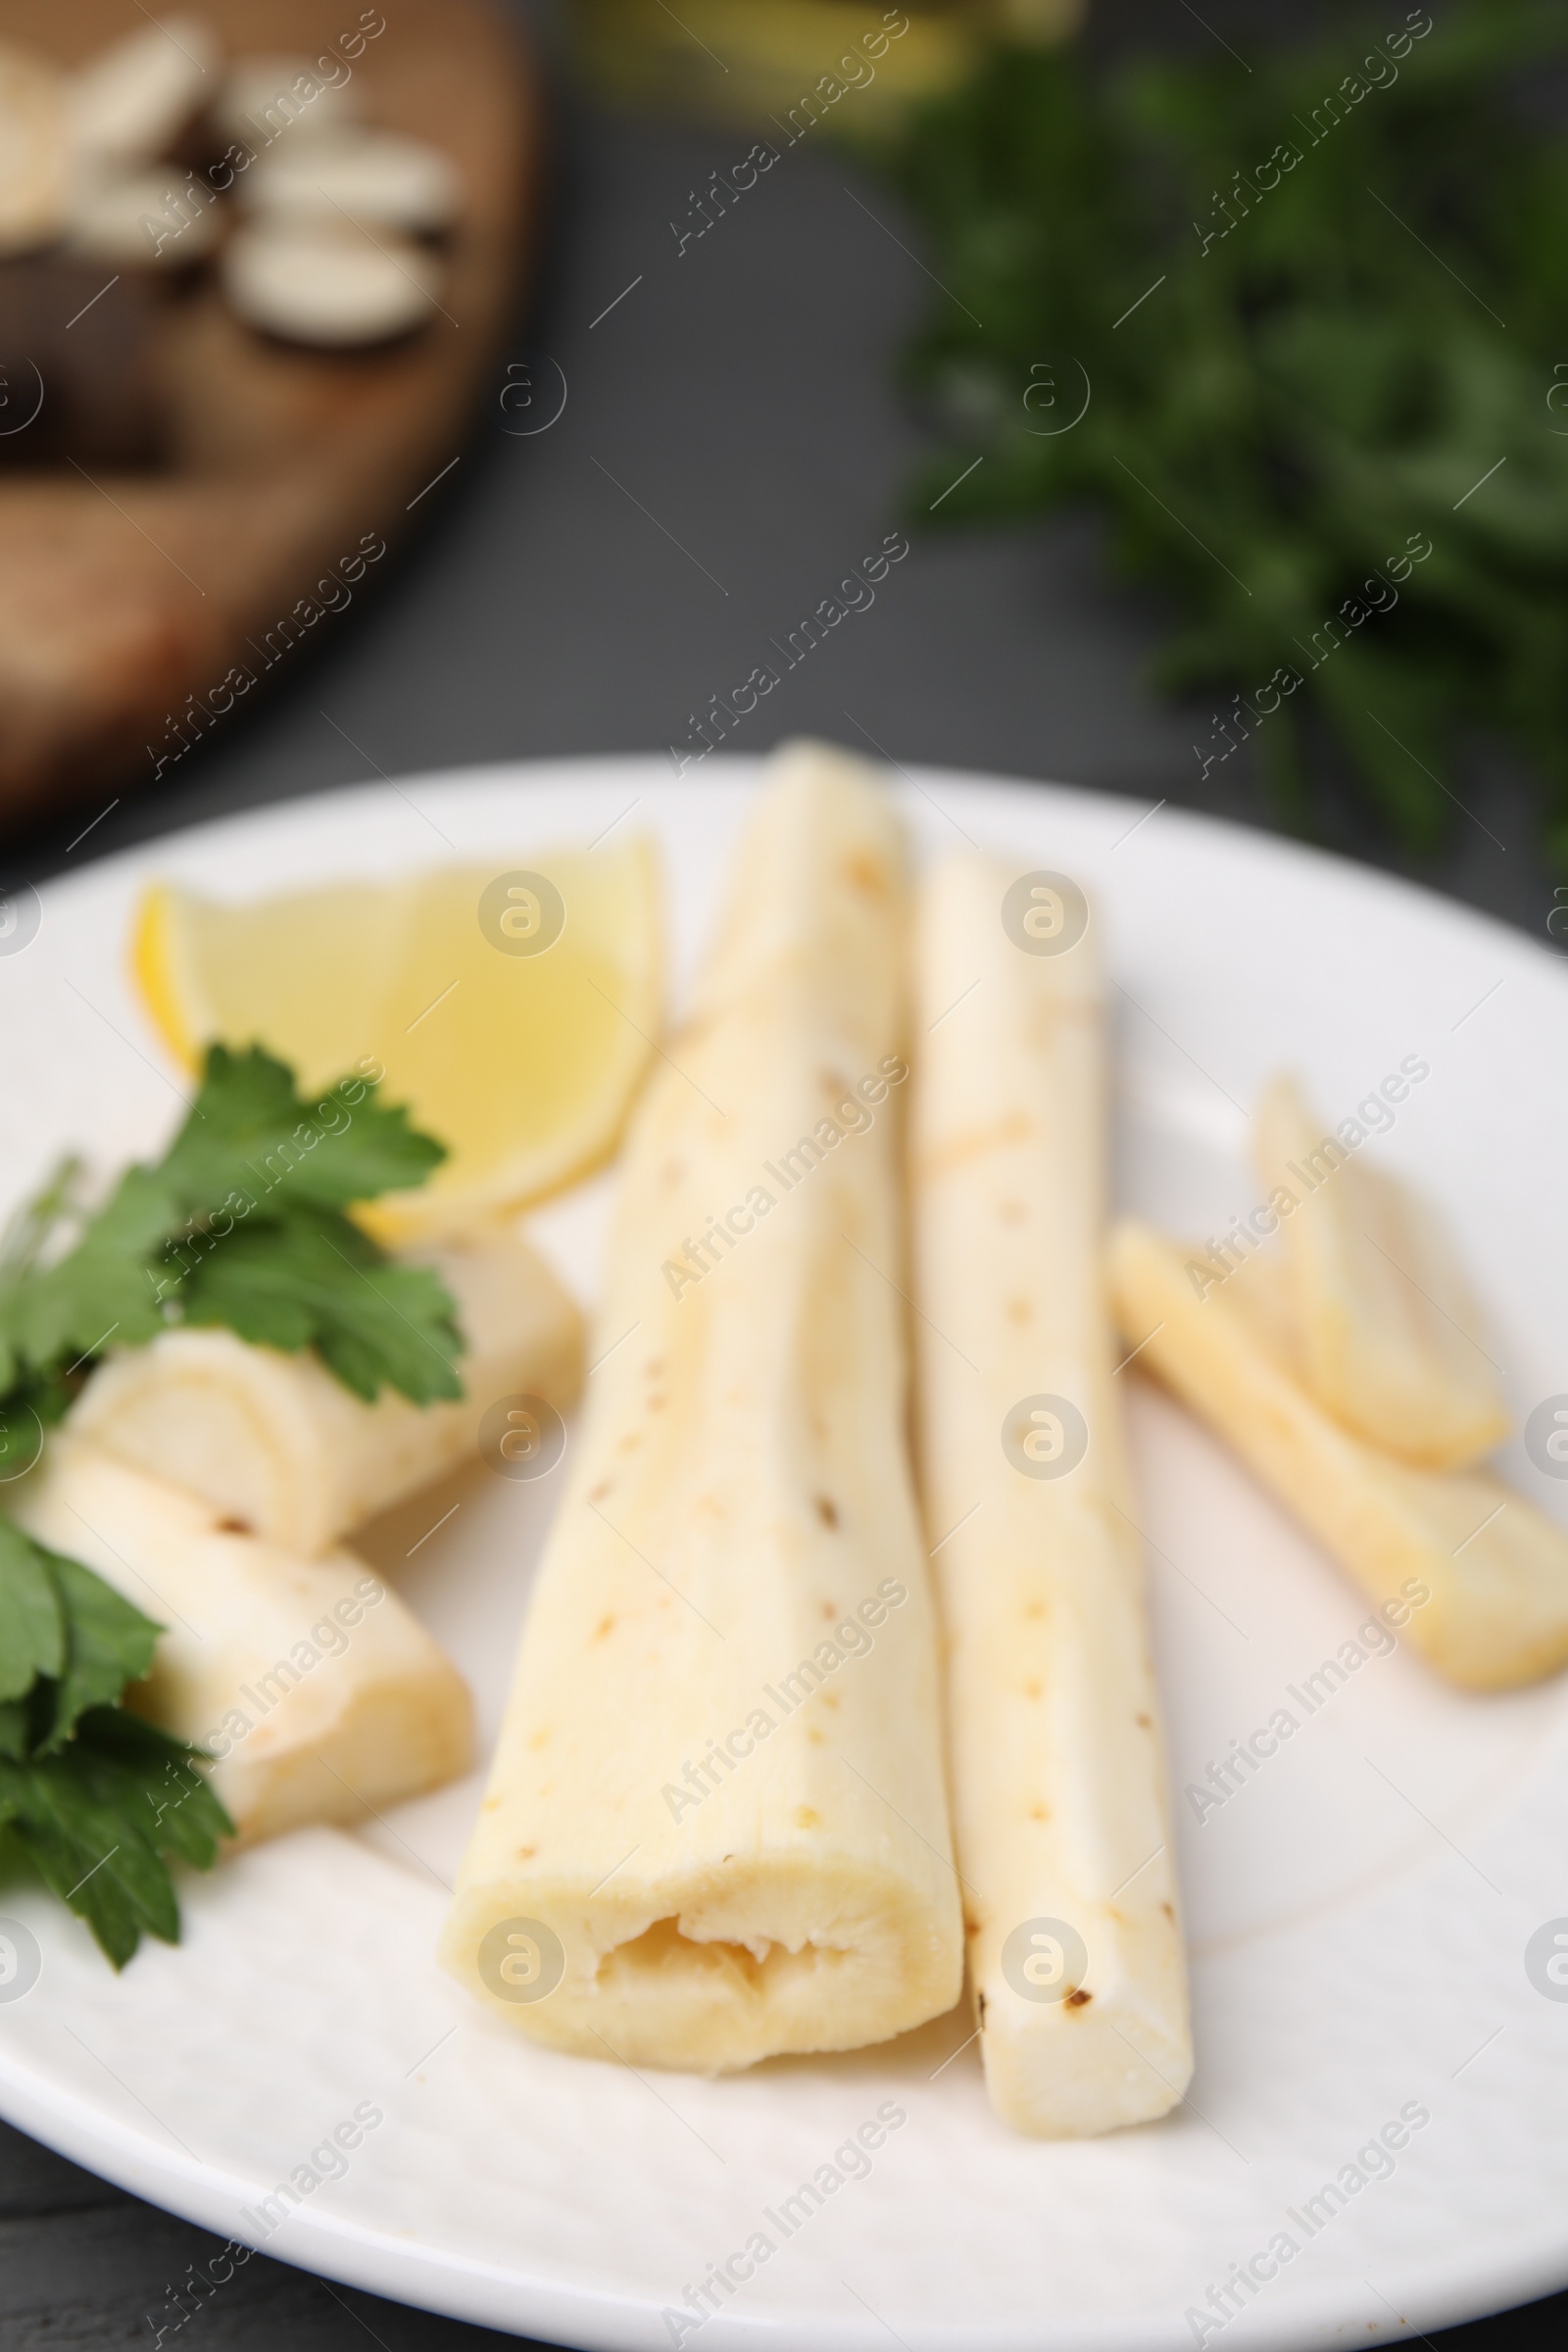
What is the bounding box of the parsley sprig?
[0,1519,232,1967]
[0,1044,465,1963]
[883,0,1568,859]
[0,1043,463,1441]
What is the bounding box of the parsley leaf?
[3,1166,178,1396]
[883,0,1568,860]
[0,1045,462,1421]
[41,1550,164,1755]
[0,1526,231,1967]
[0,1519,161,1756]
[0,1712,231,1970]
[157,1044,446,1214]
[0,1523,64,1704]
[184,1210,463,1403]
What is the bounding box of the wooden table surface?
[2,2,1565,2345]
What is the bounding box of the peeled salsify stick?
[1251,1073,1508,1469]
[68,1226,583,1555]
[1108,1220,1568,1690]
[14,1437,472,1847]
[910,852,1192,2138]
[441,742,962,2074]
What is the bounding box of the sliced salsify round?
[222,220,441,346]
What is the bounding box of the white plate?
[2,758,1567,2352]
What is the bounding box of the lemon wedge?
[131,844,662,1243]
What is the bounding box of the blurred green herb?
[882,0,1568,857]
[0,1518,231,1967]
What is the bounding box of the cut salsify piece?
[910,853,1192,2138]
[14,1439,472,1847]
[1252,1073,1508,1468]
[68,19,219,165]
[223,220,441,347]
[67,1225,583,1556]
[1108,1221,1568,1690]
[441,743,963,2073]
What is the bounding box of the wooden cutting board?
[0,0,542,836]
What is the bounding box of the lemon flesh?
[131,845,662,1243]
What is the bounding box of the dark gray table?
[3,2,1563,2343]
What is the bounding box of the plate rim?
[3,751,1566,2351]
[28,749,1565,991]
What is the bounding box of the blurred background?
[2,0,1563,943]
[1,0,1565,2343]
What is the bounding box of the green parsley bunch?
[883,0,1568,858]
